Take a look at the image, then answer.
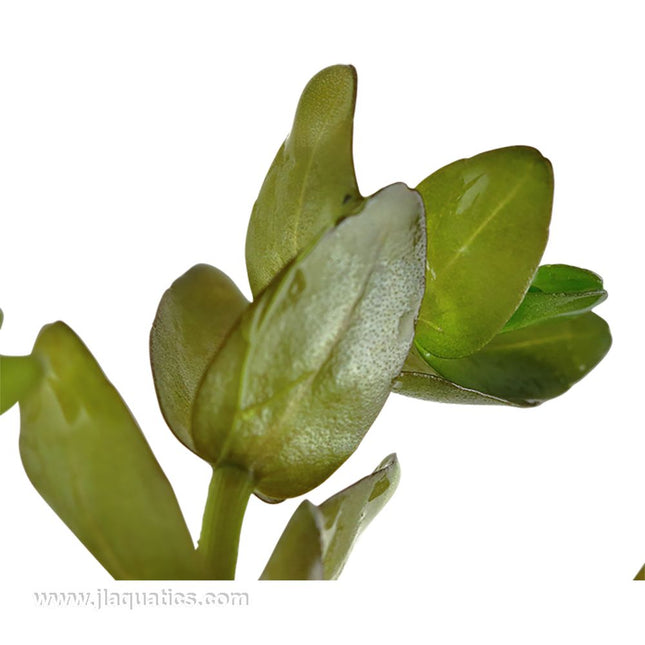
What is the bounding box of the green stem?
[197,463,255,580]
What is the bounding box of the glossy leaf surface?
[151,264,248,452]
[19,322,198,579]
[415,146,553,358]
[245,64,362,297]
[503,264,607,332]
[261,454,400,580]
[194,183,425,500]
[422,312,611,405]
[393,344,522,406]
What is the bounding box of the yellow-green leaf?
[150,264,248,452]
[19,322,198,579]
[245,64,362,297]
[259,501,324,580]
[261,454,400,580]
[415,146,553,358]
[1,354,43,415]
[194,184,425,501]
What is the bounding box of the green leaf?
[503,264,607,332]
[635,565,645,581]
[245,64,362,297]
[260,454,400,580]
[150,264,248,453]
[193,183,425,501]
[415,146,554,358]
[392,344,523,406]
[1,309,44,415]
[260,502,324,580]
[19,322,198,580]
[1,354,43,415]
[420,312,611,405]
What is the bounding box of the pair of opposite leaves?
[242,65,610,410]
[0,66,422,580]
[153,65,610,496]
[0,64,611,579]
[150,65,610,572]
[1,310,400,580]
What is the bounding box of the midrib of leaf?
[483,330,586,353]
[415,314,444,333]
[236,369,317,419]
[438,170,530,276]
[536,289,605,301]
[426,172,483,259]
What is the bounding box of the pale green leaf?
[259,501,325,580]
[245,64,362,297]
[261,454,400,580]
[150,264,248,452]
[1,354,43,415]
[194,183,425,500]
[19,322,198,579]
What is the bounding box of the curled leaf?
[194,183,425,501]
[150,264,248,452]
[415,146,553,358]
[245,64,362,297]
[503,264,607,332]
[261,454,400,580]
[19,322,198,579]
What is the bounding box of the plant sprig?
[0,64,613,580]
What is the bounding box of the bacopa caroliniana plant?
[0,65,613,580]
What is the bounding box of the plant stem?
[197,463,255,580]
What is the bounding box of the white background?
[0,0,643,642]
